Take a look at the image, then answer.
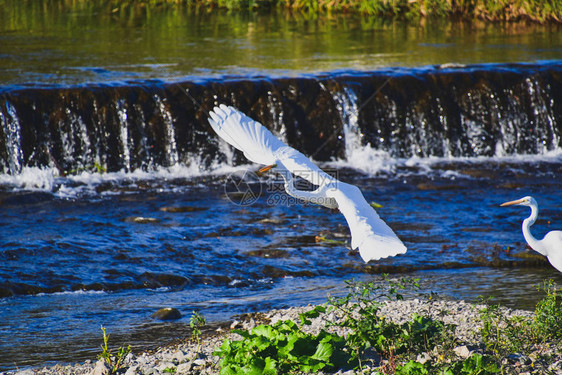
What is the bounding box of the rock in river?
[151,307,182,321]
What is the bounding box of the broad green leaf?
[395,360,429,375]
[263,357,277,375]
[219,364,240,375]
[312,341,333,362]
[299,357,327,373]
[252,324,276,340]
[291,337,316,357]
[250,335,272,351]
[244,357,266,375]
[231,329,250,338]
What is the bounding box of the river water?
[1,1,561,371]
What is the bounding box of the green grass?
[84,0,562,23]
[213,276,562,374]
[479,279,562,361]
[98,326,131,374]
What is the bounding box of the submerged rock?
[151,307,182,321]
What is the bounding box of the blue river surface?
[1,2,562,370]
[0,153,561,370]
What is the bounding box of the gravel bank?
[4,298,561,375]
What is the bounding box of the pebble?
[1,298,558,375]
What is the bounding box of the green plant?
[392,353,500,374]
[214,306,356,374]
[478,300,505,355]
[442,353,501,374]
[190,310,207,354]
[532,279,562,340]
[479,279,562,362]
[327,278,429,357]
[399,313,456,355]
[98,325,131,373]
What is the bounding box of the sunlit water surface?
[1,0,562,371]
[0,155,561,370]
[0,1,561,87]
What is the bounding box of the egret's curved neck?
[522,203,546,255]
[271,166,338,209]
[276,169,320,202]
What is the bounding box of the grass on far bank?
[100,0,561,23]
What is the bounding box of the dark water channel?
[1,0,562,371]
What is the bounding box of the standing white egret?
[501,196,562,272]
[208,104,406,263]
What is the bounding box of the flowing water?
[1,1,562,371]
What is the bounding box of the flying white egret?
[501,196,562,273]
[208,104,406,263]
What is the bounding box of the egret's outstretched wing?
[274,146,337,187]
[208,104,286,165]
[208,105,334,186]
[327,182,407,262]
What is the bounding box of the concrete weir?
[1,62,561,175]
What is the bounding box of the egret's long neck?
[277,169,318,202]
[522,204,547,256]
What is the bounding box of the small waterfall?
[154,94,178,167]
[0,62,560,177]
[0,101,23,174]
[520,77,558,153]
[63,100,93,172]
[116,99,131,172]
[333,86,360,159]
[332,85,396,175]
[267,89,287,143]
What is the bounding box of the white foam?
[0,167,57,191]
[326,148,562,179]
[1,148,560,196]
[35,289,107,298]
[327,148,400,175]
[0,159,251,197]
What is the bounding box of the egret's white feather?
[208,104,285,165]
[326,182,407,262]
[208,105,407,263]
[501,196,562,273]
[274,146,336,187]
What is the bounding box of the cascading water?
[0,100,23,174]
[116,99,132,172]
[0,63,561,179]
[331,85,397,175]
[154,94,179,167]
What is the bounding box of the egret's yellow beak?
[257,164,276,176]
[500,198,524,207]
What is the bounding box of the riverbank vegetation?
[209,277,562,374]
[56,0,562,23]
[48,276,562,374]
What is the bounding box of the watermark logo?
[223,169,262,206]
[224,168,339,207]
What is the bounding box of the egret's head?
[256,164,277,177]
[500,196,534,207]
